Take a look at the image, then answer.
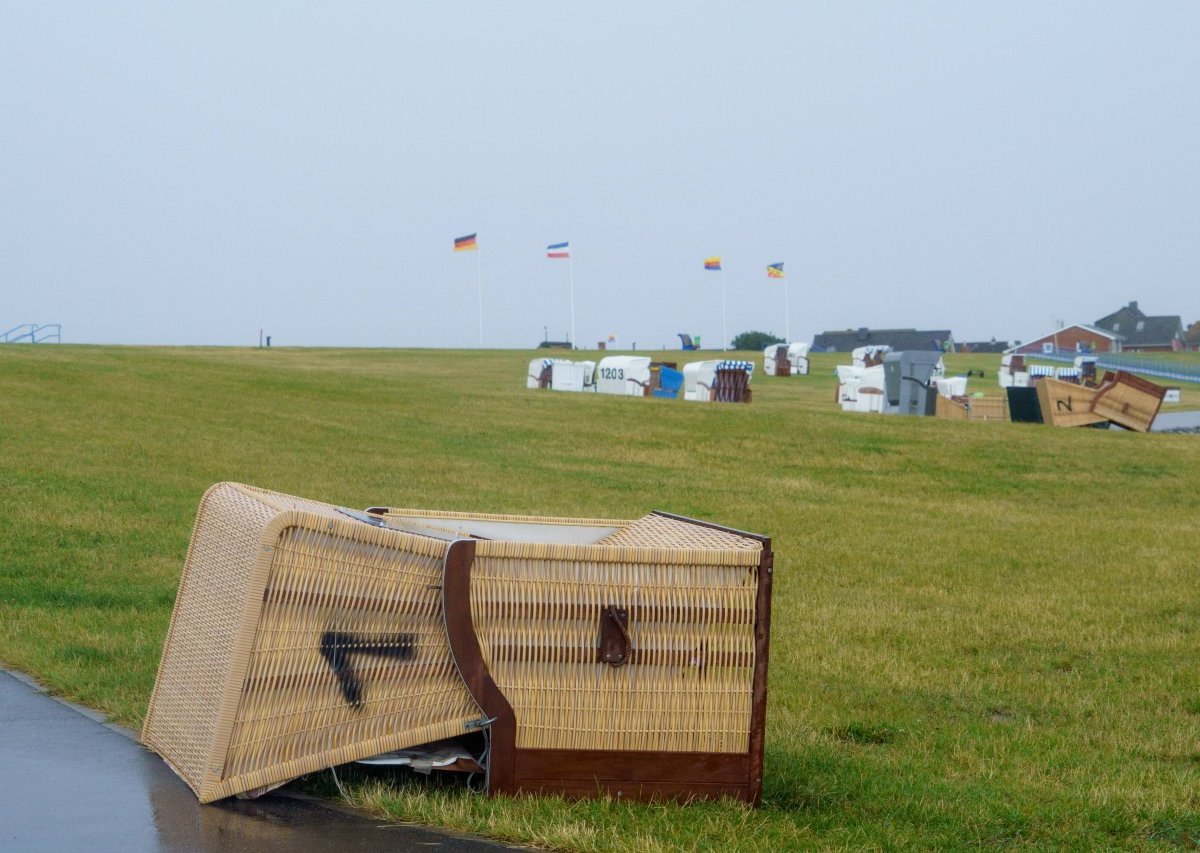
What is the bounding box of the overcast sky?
[2,2,1197,349]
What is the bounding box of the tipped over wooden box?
[144,483,773,805]
[1035,371,1166,432]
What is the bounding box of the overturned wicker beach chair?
[368,504,773,804]
[144,484,773,806]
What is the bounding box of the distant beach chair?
[706,360,754,403]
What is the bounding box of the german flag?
[454,233,478,252]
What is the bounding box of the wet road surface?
[1150,409,1200,432]
[0,669,515,852]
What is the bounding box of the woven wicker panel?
[142,483,279,796]
[143,483,481,802]
[935,396,969,420]
[596,513,762,551]
[967,397,1009,422]
[470,533,762,754]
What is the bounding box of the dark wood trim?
[512,748,752,803]
[512,779,749,803]
[516,749,749,783]
[748,543,773,806]
[441,538,517,795]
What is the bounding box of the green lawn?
[2,345,1198,850]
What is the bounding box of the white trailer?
[595,356,651,396]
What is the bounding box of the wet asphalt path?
[1150,409,1200,432]
[0,669,514,852]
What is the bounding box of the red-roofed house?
[1006,324,1123,355]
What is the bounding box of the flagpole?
[785,274,790,342]
[721,270,728,352]
[476,248,483,348]
[569,252,576,350]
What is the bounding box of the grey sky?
[3,2,1197,349]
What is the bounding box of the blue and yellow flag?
[767,262,784,279]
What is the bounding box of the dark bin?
[1006,386,1044,423]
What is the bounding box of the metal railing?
[2,324,61,343]
[1033,348,1200,384]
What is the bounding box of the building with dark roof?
[811,327,952,353]
[1093,301,1186,352]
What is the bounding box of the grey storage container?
[883,352,942,416]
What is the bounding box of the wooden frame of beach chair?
[366,506,774,805]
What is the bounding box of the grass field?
[2,345,1198,850]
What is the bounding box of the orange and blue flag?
[454,233,478,252]
[704,256,721,271]
[767,262,784,279]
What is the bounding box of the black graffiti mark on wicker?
[319,631,417,707]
